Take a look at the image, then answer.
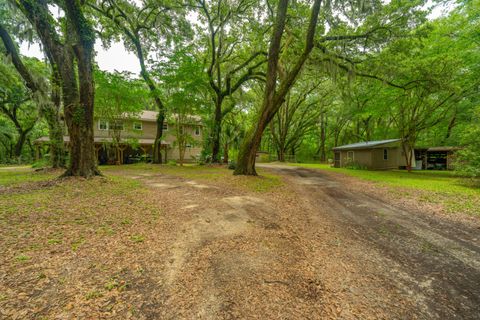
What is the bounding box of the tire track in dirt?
[263,164,480,319]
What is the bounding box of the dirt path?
[113,165,480,319]
[259,164,480,319]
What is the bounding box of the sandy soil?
[1,165,479,319]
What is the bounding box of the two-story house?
[35,110,204,164]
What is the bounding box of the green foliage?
[167,160,177,166]
[228,161,236,170]
[455,107,480,180]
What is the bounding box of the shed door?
[334,152,341,167]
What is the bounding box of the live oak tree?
[0,21,66,168]
[269,82,323,162]
[195,0,267,163]
[89,0,189,163]
[13,0,99,177]
[234,0,434,174]
[0,62,38,160]
[234,0,322,175]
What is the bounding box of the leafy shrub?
[31,158,49,169]
[456,148,480,179]
[228,160,236,170]
[345,161,367,170]
[167,160,177,166]
[455,107,480,181]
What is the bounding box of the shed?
[332,139,411,170]
[414,146,461,170]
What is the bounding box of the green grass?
[0,167,57,187]
[290,163,480,216]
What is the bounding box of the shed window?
[162,123,168,131]
[347,151,354,161]
[195,126,201,136]
[383,148,388,160]
[133,122,142,130]
[98,120,108,130]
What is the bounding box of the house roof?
[34,136,170,145]
[333,139,401,151]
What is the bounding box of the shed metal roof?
[333,139,401,151]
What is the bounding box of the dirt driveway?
[1,164,479,319]
[259,164,480,319]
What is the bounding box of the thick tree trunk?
[47,72,66,168]
[18,0,99,177]
[14,131,28,159]
[211,97,223,163]
[319,113,326,162]
[62,1,99,177]
[234,111,271,175]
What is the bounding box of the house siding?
[93,116,204,162]
[334,141,412,170]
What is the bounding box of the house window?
[162,123,168,131]
[110,120,124,131]
[133,122,142,130]
[347,151,354,161]
[383,148,388,160]
[195,126,201,136]
[98,120,108,130]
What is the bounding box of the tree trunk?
[211,97,223,163]
[153,111,165,163]
[14,131,28,159]
[43,102,65,168]
[319,112,326,162]
[47,72,66,168]
[17,0,99,177]
[223,142,229,164]
[234,128,263,175]
[61,1,98,177]
[278,148,285,162]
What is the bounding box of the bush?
[344,161,367,170]
[31,158,50,169]
[228,160,236,170]
[456,149,480,179]
[167,160,177,166]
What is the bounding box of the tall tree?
[89,0,189,163]
[195,0,267,163]
[270,83,322,162]
[0,21,66,168]
[14,0,99,177]
[234,0,322,175]
[0,63,37,160]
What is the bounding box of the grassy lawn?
[290,163,480,217]
[0,166,58,187]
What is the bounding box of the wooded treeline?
[0,0,478,177]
